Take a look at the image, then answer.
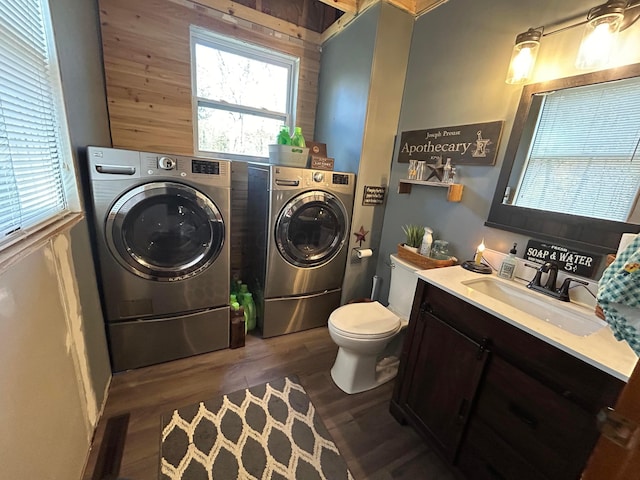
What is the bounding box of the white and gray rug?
[160,376,353,480]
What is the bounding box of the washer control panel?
[158,156,176,170]
[332,173,350,185]
[192,159,220,175]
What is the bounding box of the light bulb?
[576,2,625,70]
[505,29,541,85]
[474,239,486,265]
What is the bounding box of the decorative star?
[353,225,369,247]
[425,158,445,182]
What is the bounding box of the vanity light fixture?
[576,0,627,70]
[505,0,640,84]
[505,28,542,85]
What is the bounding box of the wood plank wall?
[98,0,322,279]
[99,0,321,155]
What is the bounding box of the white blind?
[514,76,640,222]
[0,0,70,246]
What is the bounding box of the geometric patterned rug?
[160,376,354,480]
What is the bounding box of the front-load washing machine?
[247,164,355,338]
[87,146,230,371]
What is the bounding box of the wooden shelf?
[398,179,464,202]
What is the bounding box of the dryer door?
[106,181,224,281]
[275,190,348,267]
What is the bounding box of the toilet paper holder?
[352,247,374,259]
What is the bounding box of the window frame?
[0,0,80,254]
[189,25,300,161]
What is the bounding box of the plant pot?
[402,244,419,253]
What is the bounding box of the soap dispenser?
[419,227,433,257]
[498,243,518,279]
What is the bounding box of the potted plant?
[402,224,425,253]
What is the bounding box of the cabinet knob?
[420,302,433,315]
[476,337,490,359]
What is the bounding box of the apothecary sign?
[397,120,504,165]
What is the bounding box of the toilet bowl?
[328,254,419,394]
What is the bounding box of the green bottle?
[230,294,237,305]
[291,126,306,147]
[237,284,249,306]
[244,293,256,331]
[277,125,291,145]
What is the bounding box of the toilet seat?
[329,301,401,339]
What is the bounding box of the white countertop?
[417,265,638,382]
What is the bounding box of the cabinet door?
[404,310,489,462]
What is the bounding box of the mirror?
[486,63,640,254]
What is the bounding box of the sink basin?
[461,277,607,336]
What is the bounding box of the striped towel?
[597,234,640,356]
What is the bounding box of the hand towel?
[597,234,640,356]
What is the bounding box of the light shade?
[575,0,626,70]
[505,29,542,85]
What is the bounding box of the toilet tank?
[387,254,419,320]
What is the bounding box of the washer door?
[106,182,224,281]
[275,190,348,267]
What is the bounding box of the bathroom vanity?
[390,267,638,480]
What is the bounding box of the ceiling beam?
[317,0,448,17]
[385,0,415,14]
[321,0,448,43]
[176,0,323,44]
[315,0,358,14]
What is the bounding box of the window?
[190,26,299,159]
[0,0,77,249]
[512,76,640,222]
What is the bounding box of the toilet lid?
[329,301,400,338]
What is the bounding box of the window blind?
[0,0,71,246]
[514,76,640,222]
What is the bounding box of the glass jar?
[407,159,418,180]
[416,161,426,180]
[431,240,450,260]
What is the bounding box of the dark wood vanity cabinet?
[390,279,625,480]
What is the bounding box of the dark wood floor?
[82,327,458,480]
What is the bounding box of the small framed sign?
[306,141,327,157]
[363,186,386,206]
[310,156,334,170]
[524,240,600,278]
[397,120,503,165]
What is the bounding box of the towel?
[597,234,640,356]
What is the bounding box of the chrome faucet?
[526,261,588,302]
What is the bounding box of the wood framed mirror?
[486,63,640,254]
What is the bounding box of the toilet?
[328,254,419,394]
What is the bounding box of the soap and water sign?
[524,240,600,278]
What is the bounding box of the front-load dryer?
[247,164,355,338]
[87,146,230,371]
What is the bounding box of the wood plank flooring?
[82,327,458,480]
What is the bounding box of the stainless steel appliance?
[87,146,230,371]
[247,164,355,338]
